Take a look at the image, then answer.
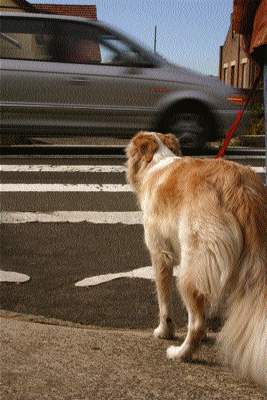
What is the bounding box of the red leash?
[215,69,262,159]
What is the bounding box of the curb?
[1,144,265,157]
[238,135,265,148]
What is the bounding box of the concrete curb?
[1,311,265,400]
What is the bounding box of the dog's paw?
[167,345,191,361]
[154,323,175,340]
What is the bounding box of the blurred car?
[0,12,249,148]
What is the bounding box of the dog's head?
[126,131,181,191]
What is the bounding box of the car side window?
[0,17,152,67]
[51,20,149,67]
[0,18,53,61]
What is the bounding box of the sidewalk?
[1,312,265,400]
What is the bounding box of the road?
[1,149,266,331]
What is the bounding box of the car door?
[1,15,66,132]
[1,14,169,135]
[45,18,168,135]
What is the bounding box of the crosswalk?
[1,162,265,225]
[1,160,265,288]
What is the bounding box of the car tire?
[160,102,212,149]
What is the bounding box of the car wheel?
[161,104,211,149]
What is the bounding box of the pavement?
[1,311,266,400]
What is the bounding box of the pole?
[154,25,157,53]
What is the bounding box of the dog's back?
[143,156,266,254]
[195,158,266,253]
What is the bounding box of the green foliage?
[247,103,265,136]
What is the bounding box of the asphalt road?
[1,150,266,331]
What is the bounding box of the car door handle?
[68,77,88,84]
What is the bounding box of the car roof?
[1,11,105,26]
[0,11,126,41]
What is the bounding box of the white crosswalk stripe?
[249,166,265,174]
[1,164,130,192]
[1,183,132,192]
[0,165,126,173]
[0,164,264,173]
[1,211,143,224]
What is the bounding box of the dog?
[126,131,267,388]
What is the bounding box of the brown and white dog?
[126,131,267,388]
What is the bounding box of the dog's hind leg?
[152,252,175,340]
[167,225,208,360]
[167,206,242,361]
[167,271,206,360]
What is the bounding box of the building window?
[231,65,235,86]
[223,68,227,83]
[241,63,246,88]
[223,63,228,84]
[230,62,236,86]
[241,58,248,88]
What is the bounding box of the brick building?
[0,0,97,19]
[32,3,97,20]
[219,14,260,89]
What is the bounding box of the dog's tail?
[191,178,267,388]
[182,162,267,387]
[217,167,267,388]
[218,253,267,388]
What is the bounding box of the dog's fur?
[126,131,267,388]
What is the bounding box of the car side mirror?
[119,52,146,68]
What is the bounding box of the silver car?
[1,12,249,148]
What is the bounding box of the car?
[0,12,249,148]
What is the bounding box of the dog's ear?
[133,133,159,162]
[161,133,182,156]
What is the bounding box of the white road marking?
[0,165,126,173]
[75,266,180,287]
[0,164,264,173]
[0,270,30,283]
[1,211,143,224]
[1,184,132,192]
[251,166,265,174]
